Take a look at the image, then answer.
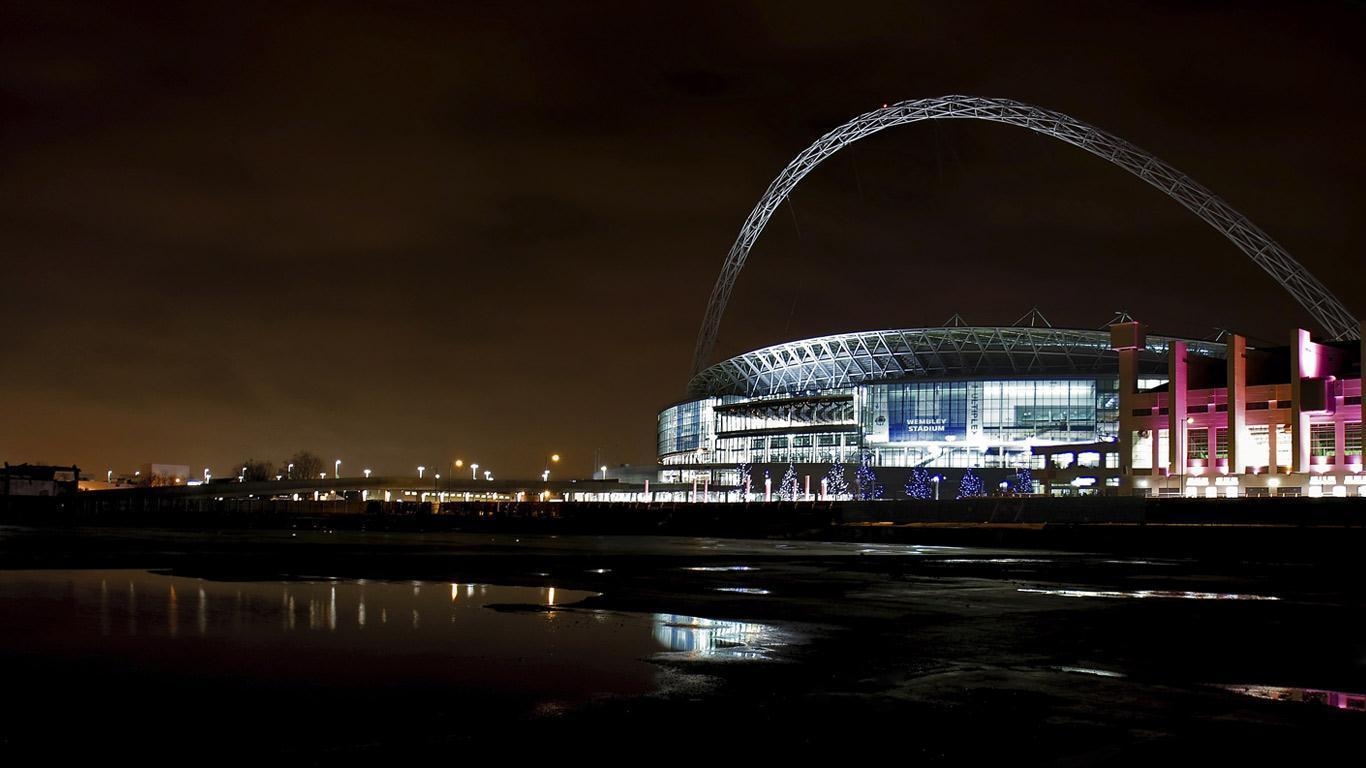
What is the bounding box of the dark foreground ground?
[2,525,1363,764]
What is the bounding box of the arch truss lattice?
[692,95,1358,378]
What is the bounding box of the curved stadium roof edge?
[687,326,1226,399]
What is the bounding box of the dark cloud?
[2,0,1363,477]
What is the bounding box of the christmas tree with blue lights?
[957,468,986,499]
[778,462,798,501]
[854,451,884,500]
[1009,467,1033,494]
[825,461,849,499]
[904,467,934,499]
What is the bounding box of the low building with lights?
[1110,321,1363,499]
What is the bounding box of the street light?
[418,465,425,479]
[543,453,560,481]
[335,459,341,478]
[471,463,479,480]
[319,472,326,479]
[483,470,492,481]
[203,468,210,483]
[435,473,440,491]
[600,465,608,481]
[287,462,294,479]
[106,469,112,483]
[363,468,372,479]
[931,475,941,501]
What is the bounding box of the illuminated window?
[1310,423,1335,457]
[1345,422,1361,457]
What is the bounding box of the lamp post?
[483,470,492,481]
[471,463,479,480]
[600,465,608,481]
[204,468,210,483]
[106,469,112,483]
[434,473,440,491]
[931,475,941,501]
[418,465,425,479]
[240,466,246,483]
[543,453,560,482]
[287,462,294,480]
[335,459,341,479]
[363,468,371,479]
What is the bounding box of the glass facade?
[659,377,1117,470]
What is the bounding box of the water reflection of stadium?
[652,614,773,659]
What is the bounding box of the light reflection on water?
[1018,587,1280,601]
[1221,684,1366,713]
[652,614,781,660]
[0,569,790,702]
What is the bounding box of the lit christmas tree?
[904,467,933,499]
[1009,467,1033,494]
[854,451,884,500]
[957,468,986,499]
[736,462,753,496]
[778,463,798,501]
[825,461,849,499]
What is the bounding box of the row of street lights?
[217,454,594,485]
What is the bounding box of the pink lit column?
[1226,334,1246,473]
[1168,341,1188,479]
[1291,329,1313,473]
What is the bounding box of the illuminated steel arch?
[692,95,1359,377]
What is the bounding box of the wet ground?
[2,526,1362,762]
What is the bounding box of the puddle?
[1220,684,1366,712]
[0,569,793,704]
[652,614,788,660]
[1052,665,1126,678]
[938,558,1053,565]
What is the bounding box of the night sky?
[4,1,1364,479]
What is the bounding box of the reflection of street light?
[363,468,371,479]
[417,465,425,479]
[541,470,550,482]
[471,463,479,480]
[484,470,492,481]
[931,475,941,501]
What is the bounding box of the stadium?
[654,97,1363,499]
[659,316,1222,496]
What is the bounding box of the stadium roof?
[687,325,1226,398]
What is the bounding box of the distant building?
[141,463,191,486]
[2,463,80,496]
